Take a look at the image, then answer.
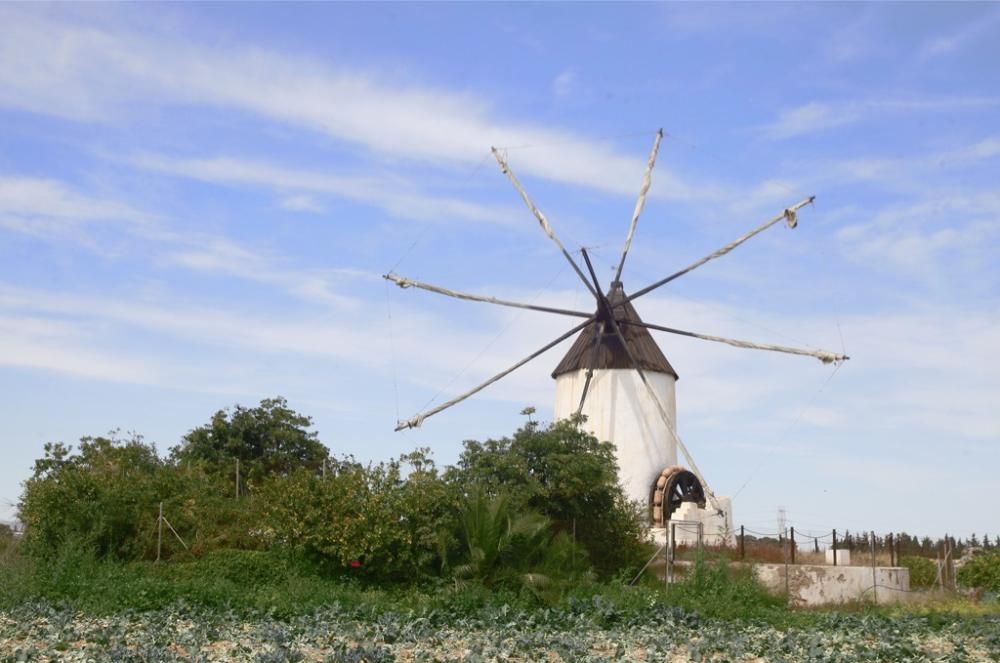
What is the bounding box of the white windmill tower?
[385,129,847,542]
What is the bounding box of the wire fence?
[639,522,969,593]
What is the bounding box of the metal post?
[814,537,819,554]
[832,529,838,566]
[156,502,163,562]
[698,522,704,553]
[871,529,877,604]
[790,527,796,564]
[739,525,745,560]
[784,531,790,604]
[669,523,677,584]
[235,458,240,500]
[888,533,894,566]
[664,527,670,588]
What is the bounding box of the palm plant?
[451,489,588,597]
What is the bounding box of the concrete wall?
[554,368,676,506]
[754,563,911,606]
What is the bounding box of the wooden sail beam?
[395,315,596,431]
[625,196,816,304]
[580,249,722,513]
[623,320,849,364]
[491,147,599,299]
[383,272,592,319]
[614,128,663,283]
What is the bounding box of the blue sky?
[1,3,998,539]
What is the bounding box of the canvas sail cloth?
[552,282,681,508]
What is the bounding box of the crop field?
[2,601,999,663]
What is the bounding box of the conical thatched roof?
[551,282,678,379]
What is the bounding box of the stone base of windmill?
[650,496,735,547]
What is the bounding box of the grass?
[2,542,997,627]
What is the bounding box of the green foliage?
[170,396,329,483]
[449,418,648,577]
[260,450,457,582]
[900,555,937,588]
[2,570,999,662]
[958,551,1000,593]
[451,490,589,599]
[18,432,164,560]
[668,554,785,619]
[0,523,12,554]
[15,402,649,587]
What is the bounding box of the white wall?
[554,368,677,507]
[754,564,911,606]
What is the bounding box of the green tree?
[19,432,163,560]
[448,418,647,577]
[170,397,329,484]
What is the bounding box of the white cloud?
[763,103,859,141]
[0,7,719,202]
[834,192,1000,275]
[132,153,516,225]
[0,175,149,244]
[921,7,1000,57]
[279,195,324,214]
[761,99,1000,140]
[0,315,156,383]
[810,135,1000,189]
[553,69,576,97]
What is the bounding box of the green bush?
[958,551,1000,593]
[448,418,648,578]
[450,490,590,602]
[668,555,785,619]
[900,555,937,588]
[260,450,458,582]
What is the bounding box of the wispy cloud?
[130,153,516,226]
[761,98,1000,140]
[0,175,149,244]
[0,173,362,308]
[0,7,720,202]
[0,315,156,383]
[553,69,576,97]
[834,192,1000,287]
[279,195,324,214]
[921,7,1000,58]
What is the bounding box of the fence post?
[784,531,790,604]
[871,530,878,604]
[832,529,838,566]
[697,522,704,553]
[156,501,163,562]
[739,525,745,560]
[790,527,796,564]
[888,532,895,566]
[814,537,819,554]
[235,458,240,500]
[669,523,676,585]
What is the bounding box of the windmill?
[384,129,847,537]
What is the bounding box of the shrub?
[900,555,937,588]
[668,554,784,619]
[448,418,647,578]
[451,490,590,601]
[259,451,458,582]
[957,551,1000,593]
